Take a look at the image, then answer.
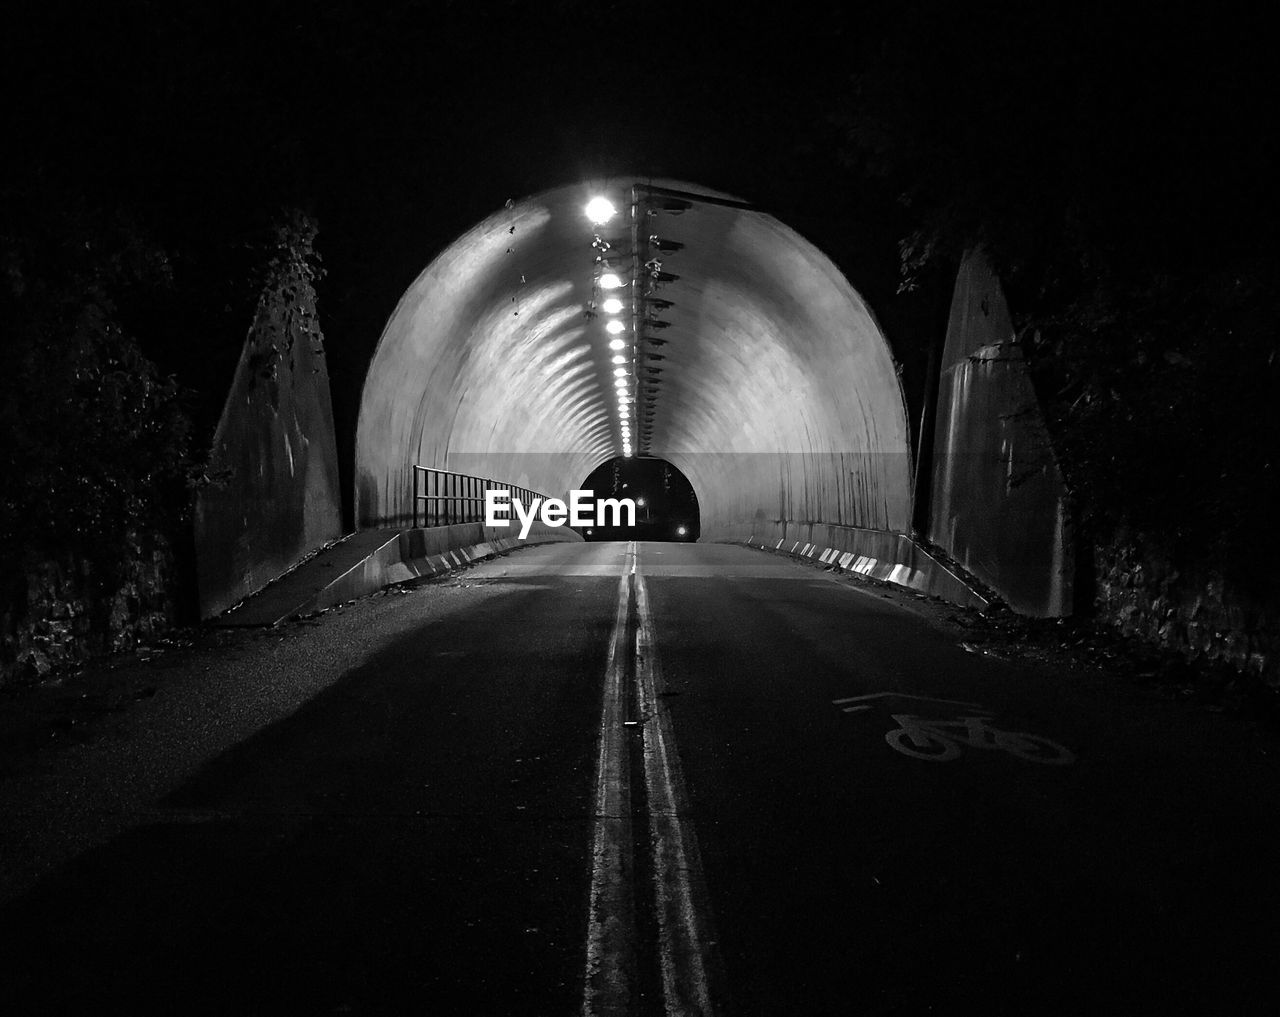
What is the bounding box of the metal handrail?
[411,465,551,529]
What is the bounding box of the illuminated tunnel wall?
[355,180,912,538]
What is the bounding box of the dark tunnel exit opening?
[578,457,700,542]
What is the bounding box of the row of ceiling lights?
[585,196,633,458]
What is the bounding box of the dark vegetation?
[0,199,190,585]
[838,2,1279,588]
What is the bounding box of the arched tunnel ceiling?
[355,180,913,535]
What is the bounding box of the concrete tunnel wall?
[355,180,913,540]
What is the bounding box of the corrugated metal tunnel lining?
[355,180,912,537]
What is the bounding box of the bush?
[0,200,193,588]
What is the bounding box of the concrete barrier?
[709,523,991,611]
[215,522,580,626]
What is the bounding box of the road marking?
[634,561,724,1017]
[831,694,1075,765]
[884,713,1076,765]
[831,692,984,708]
[583,546,638,1016]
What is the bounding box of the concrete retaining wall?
[194,247,342,620]
[927,250,1073,617]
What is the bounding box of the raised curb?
[214,523,580,626]
[722,531,992,611]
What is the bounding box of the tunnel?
[578,455,700,542]
[355,179,913,544]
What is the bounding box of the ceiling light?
[613,367,627,377]
[612,355,627,365]
[608,339,625,351]
[605,320,625,335]
[614,378,628,388]
[599,272,623,290]
[602,297,624,314]
[586,197,616,224]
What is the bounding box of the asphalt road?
[2,540,1279,1015]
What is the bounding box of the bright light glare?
[613,367,627,377]
[608,339,626,351]
[612,355,626,365]
[605,320,625,335]
[602,297,624,314]
[614,378,628,388]
[677,525,687,536]
[599,272,623,290]
[586,197,616,224]
[624,451,633,458]
[637,498,646,507]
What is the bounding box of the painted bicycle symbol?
[885,713,1075,765]
[831,693,1076,766]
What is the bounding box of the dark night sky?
[1,0,929,505]
[4,1,1274,467]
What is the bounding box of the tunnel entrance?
[354,178,911,541]
[580,456,699,542]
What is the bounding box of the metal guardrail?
[411,465,548,529]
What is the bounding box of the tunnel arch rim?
[354,175,916,533]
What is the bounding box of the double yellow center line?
[583,542,724,1017]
